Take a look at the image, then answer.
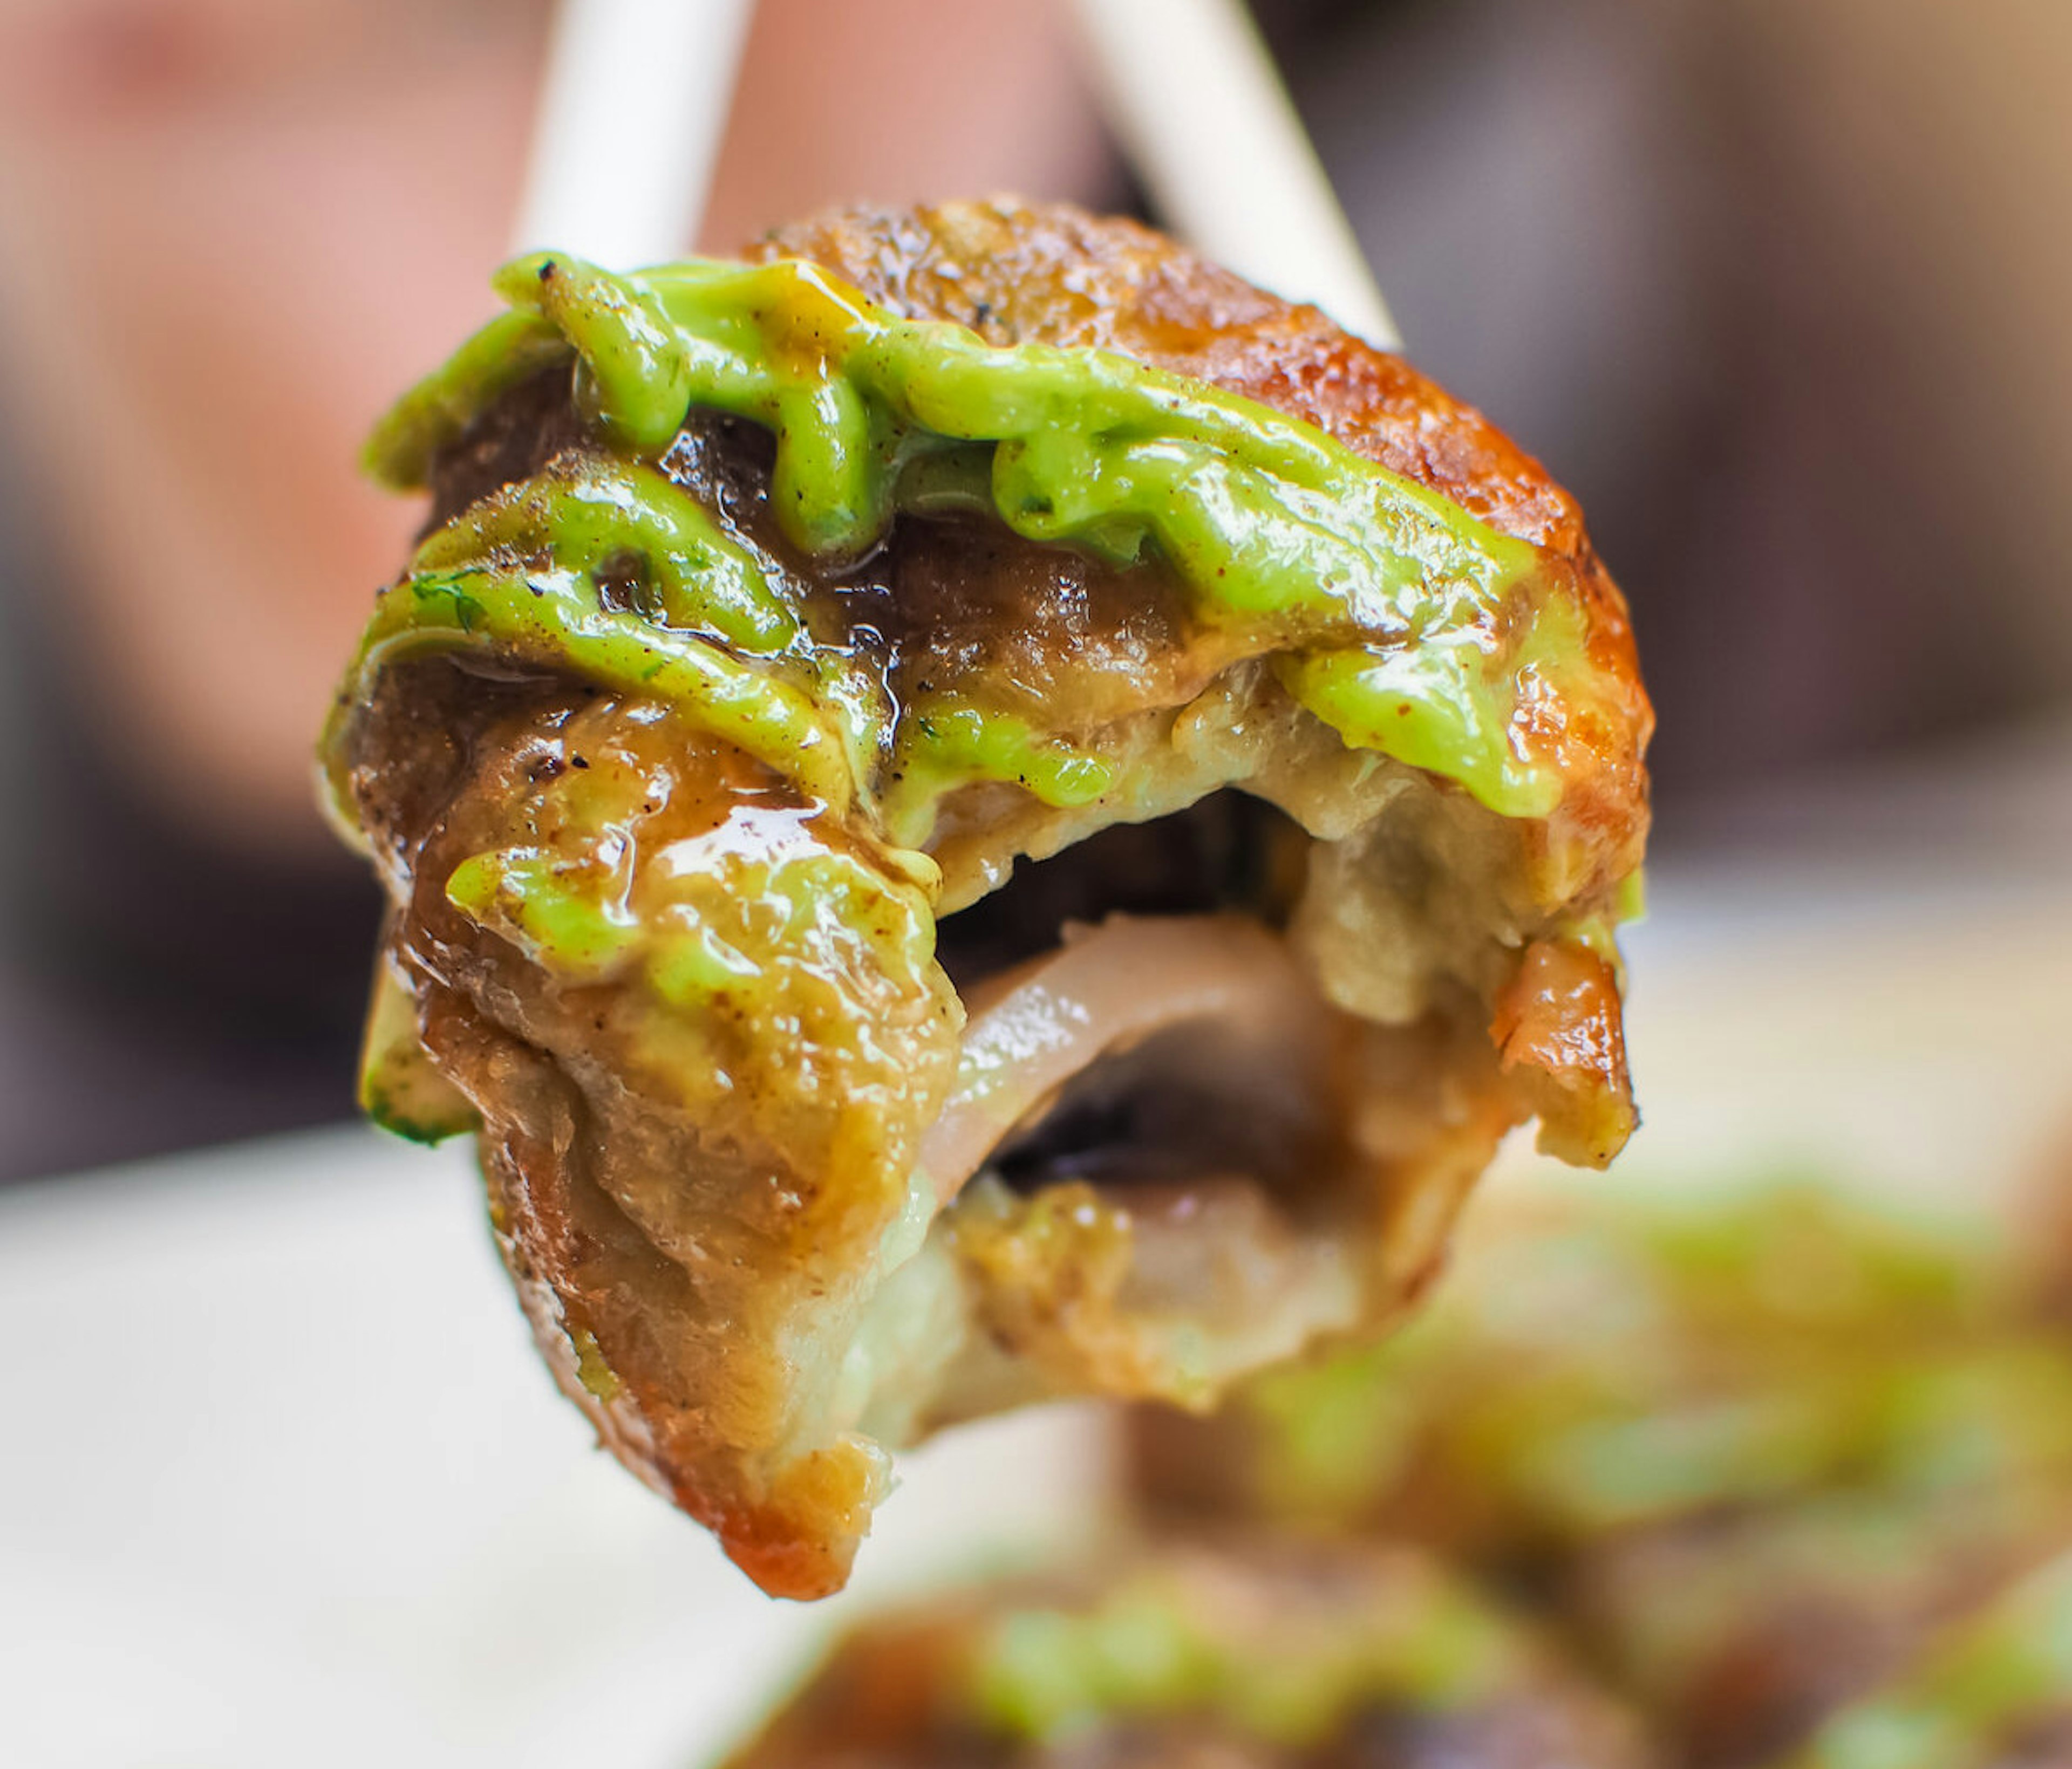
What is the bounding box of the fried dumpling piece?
[1130,1183,2072,1766]
[719,1538,1661,1769]
[321,199,1651,1597]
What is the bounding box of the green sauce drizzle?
[417,459,798,653]
[333,248,1581,846]
[342,559,858,810]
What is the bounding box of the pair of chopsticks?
[510,0,1399,350]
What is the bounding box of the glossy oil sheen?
[332,249,1586,856]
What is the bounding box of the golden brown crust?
[338,200,1653,1598]
[1490,939,1637,1166]
[347,662,949,1594]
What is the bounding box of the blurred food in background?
[1128,1171,2072,1766]
[1774,1548,2072,1769]
[717,1535,1662,1769]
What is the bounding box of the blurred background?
[0,0,2066,1178]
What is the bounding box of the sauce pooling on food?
[335,250,1613,846]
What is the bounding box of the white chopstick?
[1067,0,1400,350]
[510,0,756,268]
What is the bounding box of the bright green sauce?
[334,248,1579,847]
[416,458,798,653]
[342,558,859,810]
[445,848,644,976]
[1219,1183,2060,1540]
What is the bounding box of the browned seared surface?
[336,201,1652,1597]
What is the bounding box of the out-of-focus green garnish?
[1212,1180,2069,1543]
[967,1559,1518,1746]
